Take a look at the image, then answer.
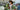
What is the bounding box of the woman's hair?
[9,1,13,4]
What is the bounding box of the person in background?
[17,3,20,10]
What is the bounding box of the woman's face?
[10,2,12,4]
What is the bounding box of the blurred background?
[0,0,20,10]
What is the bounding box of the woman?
[9,1,13,10]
